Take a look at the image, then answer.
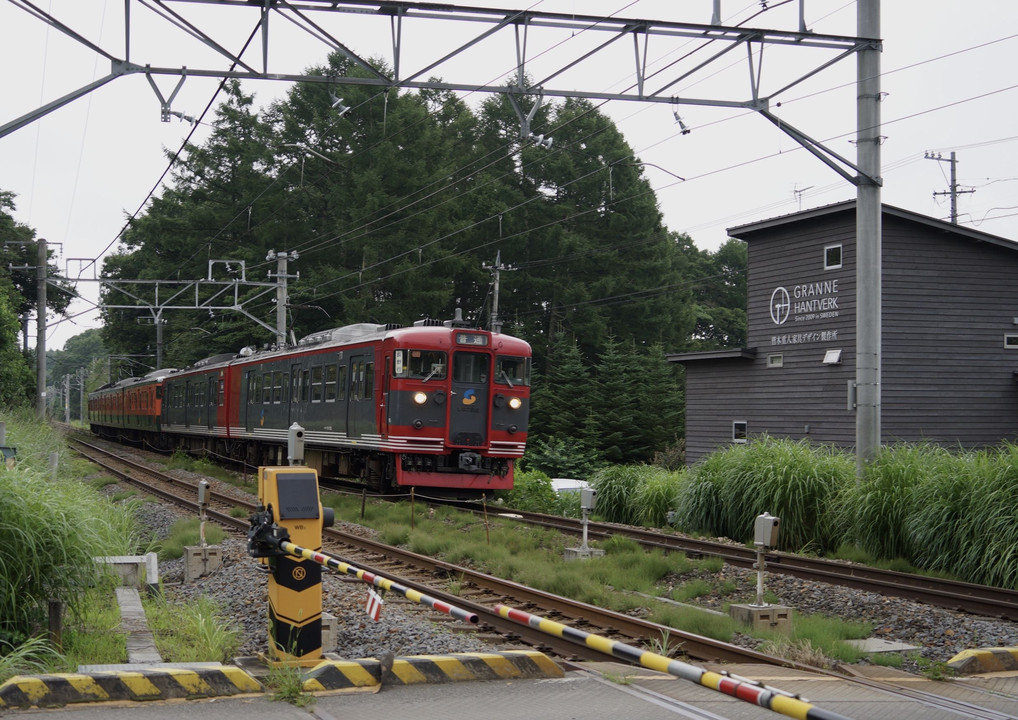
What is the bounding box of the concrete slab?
[846,637,919,653]
[113,587,162,665]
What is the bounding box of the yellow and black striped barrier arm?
[280,540,478,624]
[495,604,854,720]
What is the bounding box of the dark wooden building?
[669,201,1018,464]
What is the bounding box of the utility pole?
[482,251,513,334]
[925,151,974,224]
[37,238,47,419]
[267,250,299,348]
[64,374,71,424]
[79,367,87,423]
[855,0,882,478]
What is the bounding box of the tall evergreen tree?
[529,333,592,439]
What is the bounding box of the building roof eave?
[667,348,757,364]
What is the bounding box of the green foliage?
[0,411,143,647]
[0,291,33,407]
[590,464,677,526]
[520,435,604,481]
[155,517,227,560]
[676,437,851,553]
[0,636,63,682]
[144,594,241,663]
[495,469,560,514]
[53,585,126,672]
[648,605,737,642]
[634,467,683,527]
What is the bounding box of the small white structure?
[551,478,590,495]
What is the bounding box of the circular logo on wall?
[770,287,790,325]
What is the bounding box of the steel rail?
[455,504,1018,622]
[67,438,796,665]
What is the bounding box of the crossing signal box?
[257,466,335,665]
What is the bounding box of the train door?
[449,350,489,447]
[347,353,375,438]
[207,376,217,430]
[184,381,193,428]
[288,362,303,426]
[243,370,253,433]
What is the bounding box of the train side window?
[406,350,447,380]
[364,362,374,397]
[311,366,323,403]
[325,365,337,402]
[262,373,272,404]
[337,365,347,401]
[351,361,363,400]
[495,355,530,386]
[272,371,284,404]
[301,370,310,402]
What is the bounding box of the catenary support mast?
[855,0,882,477]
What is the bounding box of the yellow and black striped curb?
[0,666,262,708]
[303,650,564,691]
[948,647,1018,675]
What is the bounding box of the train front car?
[385,321,531,493]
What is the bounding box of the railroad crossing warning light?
[255,466,335,666]
[754,512,780,549]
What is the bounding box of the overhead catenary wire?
[66,4,1018,333]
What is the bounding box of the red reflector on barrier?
[365,589,384,622]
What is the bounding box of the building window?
[824,243,842,270]
[1005,334,1018,349]
[767,353,783,368]
[733,421,748,443]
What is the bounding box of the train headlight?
[413,391,428,405]
[508,396,523,410]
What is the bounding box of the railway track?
[67,438,791,666]
[429,502,1018,623]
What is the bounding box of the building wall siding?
[680,206,1018,464]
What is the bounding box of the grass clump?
[677,437,851,554]
[495,469,561,514]
[756,612,871,666]
[144,594,240,663]
[155,517,226,560]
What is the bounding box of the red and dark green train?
[88,317,531,493]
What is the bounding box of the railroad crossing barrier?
[495,604,854,720]
[248,466,336,666]
[248,465,479,667]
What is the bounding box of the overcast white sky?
[2,1,1017,352]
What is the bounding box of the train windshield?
[453,351,488,383]
[399,350,447,381]
[495,355,530,387]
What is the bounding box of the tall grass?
[676,437,851,553]
[590,465,654,525]
[953,445,1018,587]
[0,412,146,647]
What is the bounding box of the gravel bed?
[127,478,1018,672]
